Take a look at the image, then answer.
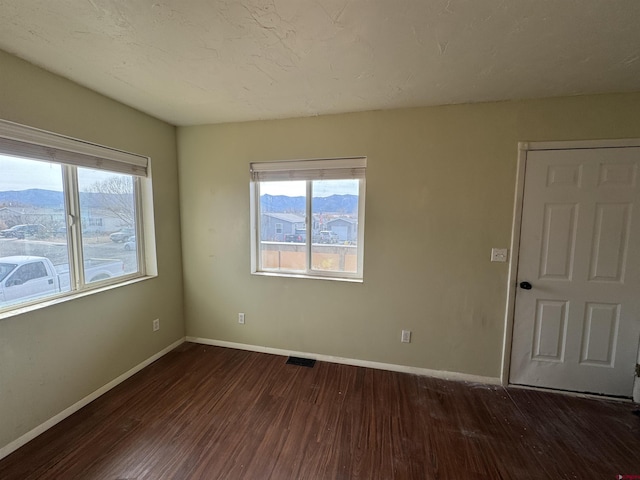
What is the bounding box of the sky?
[0,154,120,191]
[259,179,359,197]
[0,154,64,191]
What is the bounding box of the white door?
[510,146,640,397]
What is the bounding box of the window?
[0,119,151,312]
[9,261,48,284]
[84,218,103,227]
[250,157,366,281]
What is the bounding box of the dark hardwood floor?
[1,342,638,479]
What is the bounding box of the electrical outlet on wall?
[153,319,160,332]
[491,248,508,262]
[238,313,245,324]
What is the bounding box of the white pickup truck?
[0,255,124,308]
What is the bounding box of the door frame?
[500,138,640,387]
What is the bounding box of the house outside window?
[250,157,366,281]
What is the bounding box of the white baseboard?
[186,336,500,386]
[0,337,185,461]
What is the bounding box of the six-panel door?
[510,147,640,397]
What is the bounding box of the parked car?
[109,228,135,243]
[284,233,306,243]
[0,255,124,307]
[0,224,47,239]
[316,230,339,244]
[124,236,136,251]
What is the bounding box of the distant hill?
[0,189,129,209]
[0,189,64,208]
[0,189,358,215]
[260,194,358,214]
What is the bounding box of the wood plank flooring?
[1,342,638,479]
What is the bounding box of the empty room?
[0,1,639,479]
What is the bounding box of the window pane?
[0,155,71,308]
[259,181,306,272]
[77,168,137,283]
[311,180,359,273]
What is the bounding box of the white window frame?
[250,157,366,282]
[0,119,155,314]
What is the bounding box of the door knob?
[519,281,532,290]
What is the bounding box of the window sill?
[0,274,157,321]
[251,271,363,283]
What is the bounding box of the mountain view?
[0,189,65,208]
[260,193,358,214]
[0,189,359,215]
[0,189,127,209]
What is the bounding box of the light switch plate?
[401,330,411,343]
[491,248,508,262]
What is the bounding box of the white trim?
[356,178,366,275]
[250,270,363,283]
[0,337,185,461]
[500,143,528,385]
[133,176,147,276]
[250,181,259,274]
[305,181,312,270]
[187,337,500,386]
[524,138,640,151]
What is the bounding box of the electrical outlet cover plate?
[491,248,508,263]
[401,330,411,343]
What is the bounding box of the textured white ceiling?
[1,0,639,126]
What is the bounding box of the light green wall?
[178,92,640,378]
[0,50,184,449]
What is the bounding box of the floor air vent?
[286,356,316,368]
